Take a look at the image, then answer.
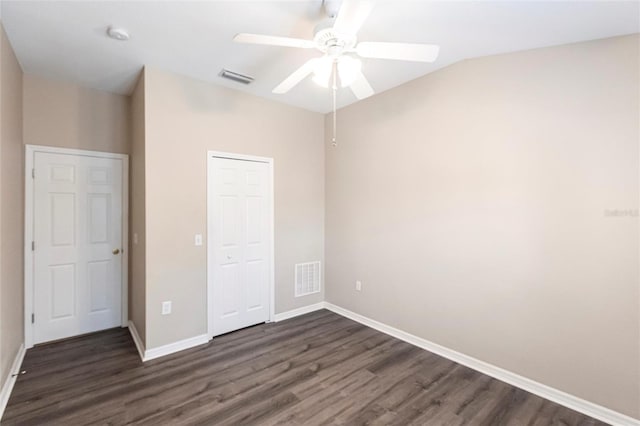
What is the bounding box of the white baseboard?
[273,302,325,322]
[128,321,208,362]
[144,334,209,361]
[0,343,26,421]
[139,302,323,360]
[127,321,146,362]
[323,302,639,426]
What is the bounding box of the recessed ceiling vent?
[219,69,254,85]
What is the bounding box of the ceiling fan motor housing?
[314,20,356,56]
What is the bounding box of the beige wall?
[143,68,324,349]
[325,34,640,418]
[23,74,129,154]
[0,24,24,387]
[129,70,146,344]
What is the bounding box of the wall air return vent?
[218,69,254,85]
[295,261,321,297]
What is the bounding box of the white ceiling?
[1,0,638,113]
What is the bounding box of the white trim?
[121,159,129,327]
[24,145,129,160]
[0,344,26,420]
[273,302,325,322]
[128,321,208,362]
[127,321,145,362]
[144,334,209,362]
[208,150,273,164]
[24,147,33,348]
[206,151,275,339]
[23,145,34,348]
[269,158,275,323]
[24,145,129,348]
[323,302,639,426]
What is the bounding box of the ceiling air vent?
[219,69,254,85]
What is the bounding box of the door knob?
[113,249,120,255]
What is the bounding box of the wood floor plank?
[2,310,610,426]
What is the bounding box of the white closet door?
[209,156,271,337]
[33,152,123,344]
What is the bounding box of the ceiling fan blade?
[356,42,440,62]
[333,0,374,36]
[233,33,316,49]
[273,59,318,94]
[349,70,374,100]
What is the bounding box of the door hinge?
[32,241,35,251]
[32,168,35,179]
[31,313,34,324]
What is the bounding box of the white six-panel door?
[209,155,272,337]
[33,151,123,344]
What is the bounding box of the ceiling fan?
[233,0,440,100]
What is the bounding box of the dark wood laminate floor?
[4,310,608,426]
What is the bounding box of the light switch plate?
[162,301,172,315]
[195,234,203,246]
[133,233,138,245]
[356,281,362,291]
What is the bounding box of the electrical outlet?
[195,234,203,246]
[356,280,362,291]
[162,301,172,315]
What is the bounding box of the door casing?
[24,145,129,348]
[207,151,275,340]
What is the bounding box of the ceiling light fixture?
[311,57,333,87]
[336,56,361,87]
[107,27,130,41]
[311,55,362,89]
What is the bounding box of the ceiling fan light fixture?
[311,57,333,88]
[337,56,361,87]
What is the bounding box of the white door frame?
[24,145,129,349]
[207,150,275,340]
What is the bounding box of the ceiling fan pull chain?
[332,61,337,147]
